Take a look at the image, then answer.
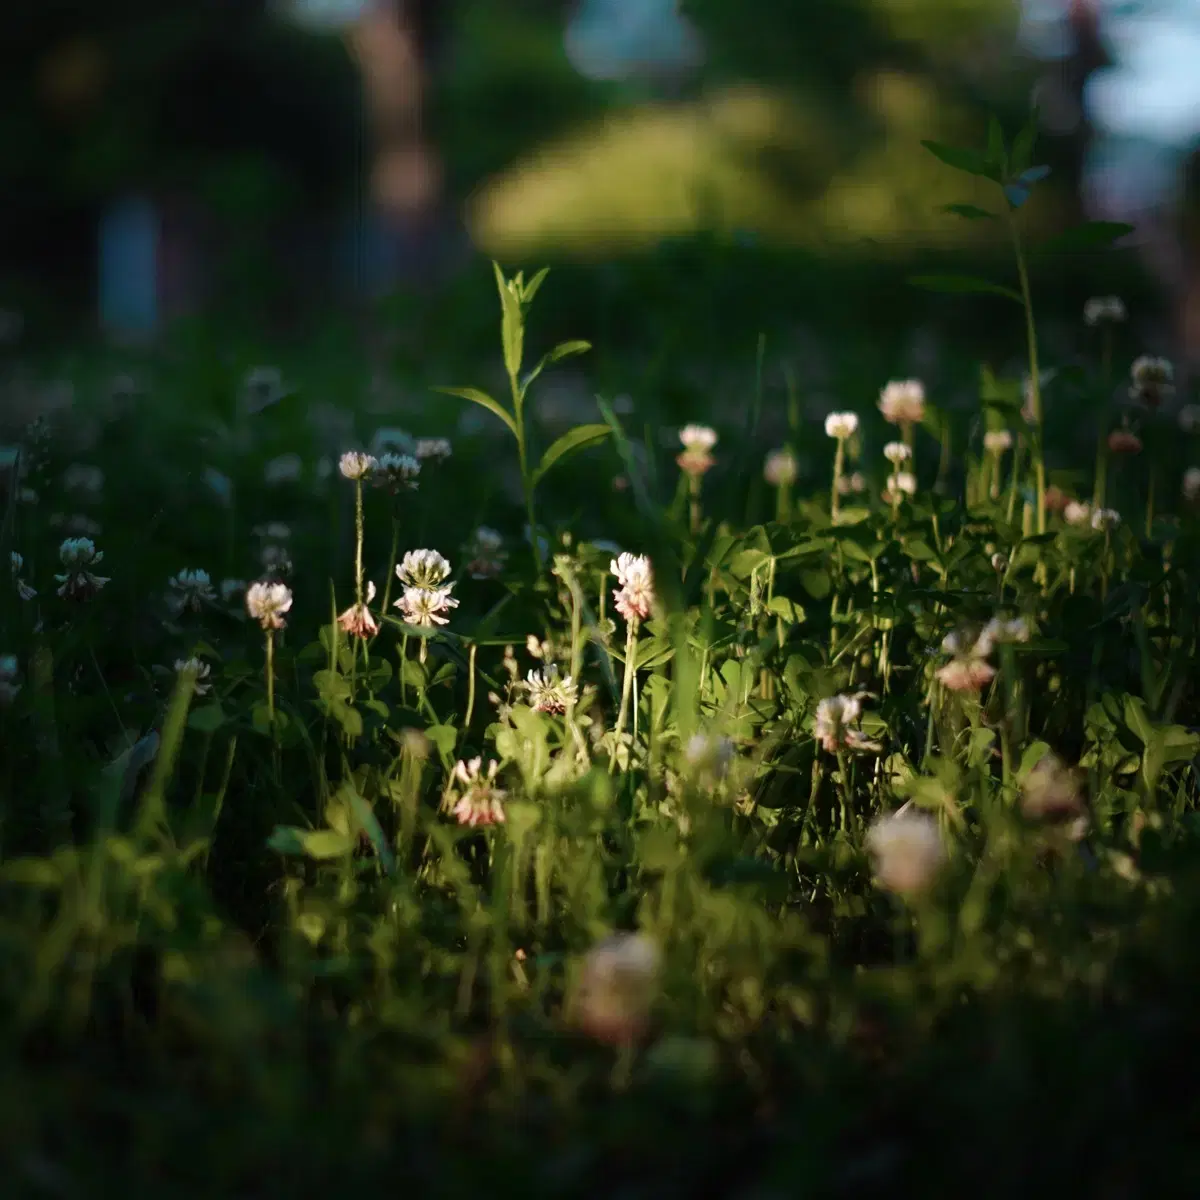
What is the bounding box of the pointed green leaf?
[921,140,999,181]
[1039,221,1135,255]
[532,423,612,489]
[432,386,517,438]
[523,266,551,303]
[909,275,1022,303]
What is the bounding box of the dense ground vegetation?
[3,123,1200,1199]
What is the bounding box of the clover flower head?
[245,580,293,631]
[883,441,911,466]
[525,665,579,714]
[174,657,212,696]
[878,379,925,426]
[611,552,654,623]
[865,810,946,897]
[338,450,378,481]
[449,757,506,827]
[763,448,798,487]
[167,568,217,615]
[395,585,458,627]
[824,411,859,440]
[1084,296,1125,326]
[396,549,452,590]
[337,580,379,639]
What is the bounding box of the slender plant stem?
[611,616,639,772]
[1007,211,1046,533]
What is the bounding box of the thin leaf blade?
[532,423,612,488]
[432,386,517,438]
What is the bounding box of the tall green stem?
[1007,212,1046,534]
[611,616,639,772]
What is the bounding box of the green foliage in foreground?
[2,130,1200,1196]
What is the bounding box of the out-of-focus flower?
[983,429,1013,454]
[935,627,996,693]
[241,366,286,414]
[395,585,458,627]
[1044,485,1070,515]
[1021,754,1086,823]
[525,665,578,714]
[763,448,798,486]
[10,553,36,601]
[220,578,247,604]
[878,379,925,426]
[396,549,452,590]
[574,932,660,1047]
[449,757,506,827]
[1107,429,1142,455]
[865,810,946,898]
[252,522,292,542]
[55,537,109,600]
[1063,500,1093,527]
[374,452,421,493]
[611,552,654,623]
[991,551,1008,573]
[684,731,735,778]
[1129,355,1174,408]
[883,441,911,466]
[264,454,303,485]
[464,527,506,579]
[370,427,416,458]
[814,694,882,754]
[676,424,717,477]
[414,437,452,463]
[1083,296,1126,326]
[62,463,104,497]
[980,616,1031,648]
[261,544,293,578]
[824,412,859,440]
[338,450,377,481]
[338,580,379,639]
[174,657,212,697]
[0,654,21,706]
[837,471,866,496]
[1091,508,1120,532]
[245,580,293,631]
[167,568,217,615]
[883,472,917,503]
[1183,467,1200,502]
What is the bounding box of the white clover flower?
[62,463,104,496]
[935,626,996,693]
[679,424,718,453]
[55,537,109,600]
[464,526,507,579]
[824,412,859,440]
[574,932,661,1047]
[836,471,866,496]
[763,448,798,487]
[396,549,452,590]
[1091,508,1121,532]
[883,471,917,502]
[525,665,579,714]
[1063,500,1093,527]
[338,580,379,639]
[245,580,293,631]
[374,452,421,493]
[0,654,20,706]
[174,657,212,696]
[991,551,1008,573]
[883,441,911,466]
[241,366,286,414]
[167,568,217,615]
[11,552,36,601]
[449,757,506,827]
[263,454,304,485]
[983,429,1013,454]
[814,694,882,755]
[878,379,925,426]
[1183,467,1200,502]
[338,450,377,481]
[1129,355,1175,407]
[611,552,655,623]
[980,616,1031,648]
[395,585,458,627]
[1083,296,1126,326]
[1021,754,1086,823]
[865,810,946,898]
[414,437,452,463]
